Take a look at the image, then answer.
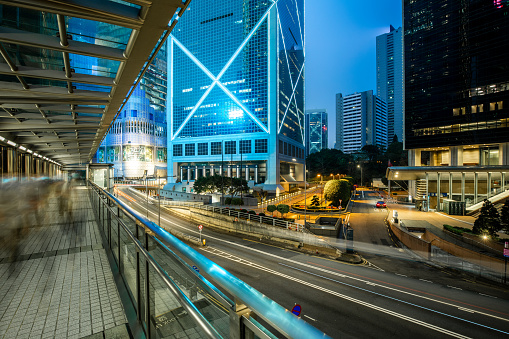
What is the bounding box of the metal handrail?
[94,182,329,339]
[90,183,222,339]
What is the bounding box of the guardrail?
[88,181,329,339]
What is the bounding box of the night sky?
[305,0,402,148]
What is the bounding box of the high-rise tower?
[336,91,388,154]
[376,25,404,144]
[167,0,305,193]
[305,109,328,156]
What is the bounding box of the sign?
[198,225,203,231]
[291,304,302,316]
[504,249,509,258]
[192,265,199,273]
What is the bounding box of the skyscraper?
[388,1,509,211]
[404,0,509,163]
[376,25,404,144]
[167,0,305,193]
[336,91,388,154]
[305,109,328,156]
[94,29,168,178]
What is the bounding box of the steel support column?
[437,172,441,211]
[461,172,465,202]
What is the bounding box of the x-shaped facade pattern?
[170,0,305,145]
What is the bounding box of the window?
[284,142,288,155]
[240,140,251,154]
[173,144,182,157]
[211,142,222,155]
[225,141,236,154]
[198,143,208,155]
[185,143,195,156]
[131,110,137,117]
[255,139,268,153]
[279,140,283,154]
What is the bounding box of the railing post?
[229,300,252,339]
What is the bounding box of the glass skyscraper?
[305,109,328,156]
[376,25,404,144]
[167,0,305,193]
[95,43,168,178]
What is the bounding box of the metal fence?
[88,181,329,339]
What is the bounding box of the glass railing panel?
[119,221,138,307]
[148,264,210,339]
[148,241,230,338]
[111,212,120,265]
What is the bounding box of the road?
[118,187,509,338]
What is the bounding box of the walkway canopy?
[0,0,189,167]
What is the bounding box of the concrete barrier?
[388,220,431,259]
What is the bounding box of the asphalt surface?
[118,187,509,339]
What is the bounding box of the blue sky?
[304,0,402,148]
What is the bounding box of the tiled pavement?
[0,186,128,339]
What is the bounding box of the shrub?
[232,198,244,206]
[248,210,256,215]
[224,197,232,204]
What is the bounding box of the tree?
[267,204,277,217]
[253,187,268,203]
[310,195,320,207]
[473,199,502,237]
[277,204,290,218]
[501,200,509,232]
[193,175,217,194]
[306,148,353,179]
[324,179,352,207]
[227,177,249,197]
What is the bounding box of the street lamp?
[357,164,363,187]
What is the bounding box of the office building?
[166,0,305,193]
[95,45,168,178]
[387,1,509,212]
[376,25,404,144]
[305,109,328,156]
[336,91,388,154]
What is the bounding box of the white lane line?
[395,273,407,277]
[204,249,471,338]
[303,315,317,322]
[419,279,433,283]
[448,286,463,290]
[128,196,509,325]
[279,263,509,337]
[479,293,498,299]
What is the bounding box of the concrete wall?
[421,232,505,273]
[389,221,431,259]
[160,189,212,204]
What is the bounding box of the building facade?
[305,109,328,156]
[94,29,168,178]
[392,0,509,211]
[336,91,388,154]
[376,25,404,144]
[167,0,305,193]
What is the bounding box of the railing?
[88,181,329,339]
[465,186,509,208]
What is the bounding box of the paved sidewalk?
[388,202,509,239]
[0,185,128,339]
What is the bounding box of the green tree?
[267,204,277,217]
[310,195,320,207]
[306,148,353,179]
[253,187,268,203]
[277,204,290,218]
[324,179,352,207]
[473,199,502,237]
[227,177,249,197]
[232,197,244,206]
[193,176,216,194]
[501,200,509,232]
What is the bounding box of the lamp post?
[317,174,323,203]
[357,164,363,187]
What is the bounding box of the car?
[376,201,386,208]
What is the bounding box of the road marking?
[123,191,509,323]
[419,279,433,283]
[479,293,497,299]
[279,263,509,336]
[202,248,473,338]
[395,273,407,277]
[303,315,317,322]
[448,286,462,290]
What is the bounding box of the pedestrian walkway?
[389,202,509,239]
[0,184,128,339]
